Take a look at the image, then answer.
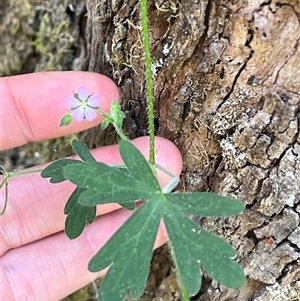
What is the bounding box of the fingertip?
[1,71,120,150]
[90,136,183,189]
[129,136,183,189]
[131,136,183,176]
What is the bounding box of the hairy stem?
[140,0,155,165]
[97,108,128,141]
[113,122,128,141]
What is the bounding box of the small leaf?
[88,200,161,301]
[119,139,160,190]
[60,114,72,126]
[64,186,96,239]
[111,101,126,128]
[167,192,245,217]
[71,139,96,163]
[101,119,110,129]
[41,159,81,183]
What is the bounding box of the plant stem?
[140,0,155,165]
[0,168,42,215]
[97,108,128,141]
[6,168,44,179]
[113,122,128,140]
[0,172,9,216]
[0,182,8,216]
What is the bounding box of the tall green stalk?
[140,0,155,165]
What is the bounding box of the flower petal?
[77,87,89,100]
[88,95,101,107]
[72,107,85,122]
[65,96,80,109]
[84,107,97,121]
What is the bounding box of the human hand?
[0,72,183,301]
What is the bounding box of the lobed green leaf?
[63,140,162,206]
[64,186,96,239]
[42,138,246,298]
[80,139,246,301]
[41,159,81,183]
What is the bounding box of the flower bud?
[60,114,73,126]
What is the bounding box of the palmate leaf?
[70,140,246,301]
[43,139,246,300]
[89,193,245,301]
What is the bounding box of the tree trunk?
[84,0,300,300]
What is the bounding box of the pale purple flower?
[65,87,101,122]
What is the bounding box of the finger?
[1,136,183,255]
[0,71,119,151]
[2,208,168,301]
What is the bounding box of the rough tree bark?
[83,0,300,300]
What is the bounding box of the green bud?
[111,101,121,111]
[110,101,125,128]
[60,114,72,127]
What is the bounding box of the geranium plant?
[0,0,246,300]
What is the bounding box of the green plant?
[42,138,245,301]
[0,1,246,300]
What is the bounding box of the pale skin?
[0,72,183,301]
